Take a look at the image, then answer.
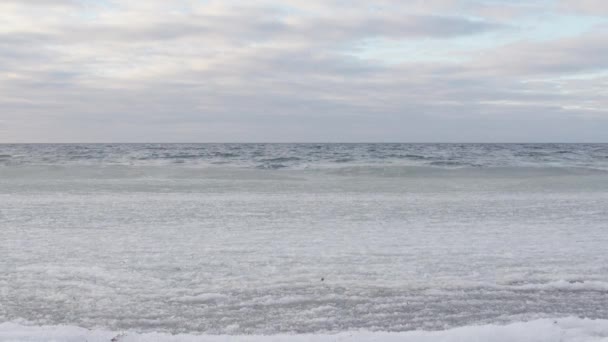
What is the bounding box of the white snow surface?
[2,144,608,335]
[2,317,608,342]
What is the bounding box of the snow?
[2,318,608,342]
[2,150,608,334]
[3,185,608,333]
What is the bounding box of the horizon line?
[1,142,607,145]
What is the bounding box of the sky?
[1,0,607,142]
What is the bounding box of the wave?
[2,317,608,341]
[323,165,608,178]
[428,160,472,167]
[1,164,607,181]
[1,144,607,171]
[212,152,238,158]
[259,157,302,163]
[160,154,202,159]
[256,163,288,169]
[401,154,430,160]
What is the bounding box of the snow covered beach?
[2,144,608,339]
[3,317,608,342]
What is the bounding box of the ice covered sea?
[1,143,608,341]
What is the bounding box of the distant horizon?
[2,141,607,145]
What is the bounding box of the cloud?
[0,0,607,142]
[558,0,608,15]
[471,28,608,75]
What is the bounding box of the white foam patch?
[2,318,608,342]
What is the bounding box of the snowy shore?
[2,317,608,342]
[4,144,608,337]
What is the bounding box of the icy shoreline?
[2,318,608,342]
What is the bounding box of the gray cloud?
[558,0,608,15]
[0,0,607,142]
[471,29,608,75]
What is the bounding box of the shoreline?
[2,317,608,341]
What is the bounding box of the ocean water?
[1,144,608,336]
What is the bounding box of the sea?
[1,143,608,340]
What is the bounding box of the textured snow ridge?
[2,318,608,342]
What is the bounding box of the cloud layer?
[1,0,607,142]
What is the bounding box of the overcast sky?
[1,0,607,142]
